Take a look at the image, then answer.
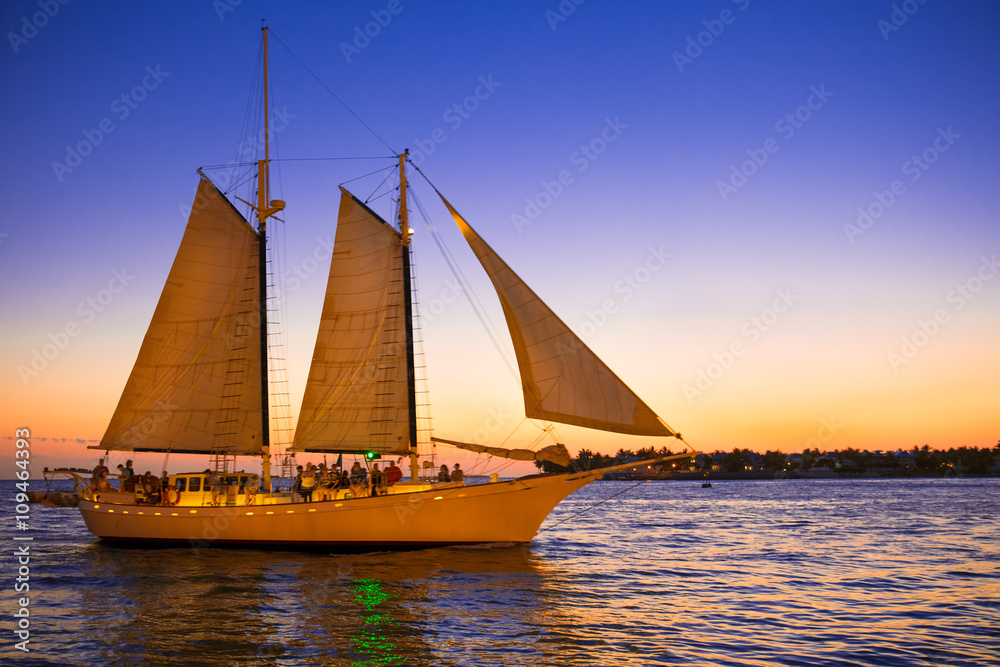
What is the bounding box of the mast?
[255,25,284,492]
[398,151,420,481]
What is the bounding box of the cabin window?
[175,478,187,492]
[189,478,202,492]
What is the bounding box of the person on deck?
[385,461,403,485]
[205,469,221,506]
[437,465,451,482]
[370,464,386,496]
[349,462,367,486]
[91,459,109,491]
[349,462,369,497]
[451,463,464,483]
[318,466,337,500]
[96,470,111,493]
[300,463,317,503]
[146,471,162,504]
[121,460,137,493]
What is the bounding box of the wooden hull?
[77,472,597,550]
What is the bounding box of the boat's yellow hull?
[77,473,597,550]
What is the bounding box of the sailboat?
[46,27,697,549]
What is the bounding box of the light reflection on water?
[3,478,998,666]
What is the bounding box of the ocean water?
[2,477,998,666]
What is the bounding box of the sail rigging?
[54,27,706,553]
[290,188,411,454]
[98,177,264,454]
[438,195,676,438]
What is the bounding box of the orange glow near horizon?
[2,4,998,480]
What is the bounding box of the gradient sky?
[2,1,998,479]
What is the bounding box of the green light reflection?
[350,577,401,666]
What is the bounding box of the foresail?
[290,188,411,454]
[439,196,676,437]
[98,177,263,454]
[431,437,572,467]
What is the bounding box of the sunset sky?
[2,1,998,479]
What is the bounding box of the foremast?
[253,25,284,491]
[398,151,420,482]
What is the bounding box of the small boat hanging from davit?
[45,26,699,550]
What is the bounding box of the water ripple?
[3,478,998,666]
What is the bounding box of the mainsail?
[98,177,264,454]
[290,188,411,454]
[439,196,676,438]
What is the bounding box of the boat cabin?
[170,472,260,507]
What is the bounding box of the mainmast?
[254,25,284,492]
[398,151,420,482]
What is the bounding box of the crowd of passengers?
[87,458,177,504]
[290,460,463,502]
[87,457,467,505]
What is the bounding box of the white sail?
[98,177,264,454]
[439,196,676,438]
[290,188,411,454]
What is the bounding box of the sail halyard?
[437,195,678,438]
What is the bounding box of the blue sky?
[2,0,998,477]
